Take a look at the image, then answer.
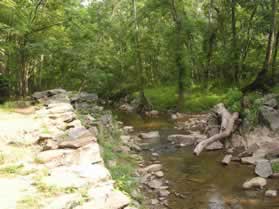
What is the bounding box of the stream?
[114,111,279,209]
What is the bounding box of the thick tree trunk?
[194,103,239,156]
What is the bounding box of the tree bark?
[193,103,239,156]
[271,31,279,84]
[170,0,186,111]
[132,0,149,112]
[231,0,238,83]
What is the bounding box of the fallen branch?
[193,103,239,156]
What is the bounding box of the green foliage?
[98,120,139,196]
[0,164,24,176]
[272,162,279,173]
[17,196,41,209]
[224,88,243,113]
[144,86,225,112]
[242,92,262,125]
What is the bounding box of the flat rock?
[36,149,74,163]
[72,164,111,184]
[47,103,73,114]
[43,193,82,209]
[42,168,87,188]
[206,141,224,151]
[67,127,92,140]
[242,177,267,189]
[147,179,163,189]
[58,135,96,149]
[76,189,130,209]
[255,159,273,178]
[167,134,197,146]
[241,157,260,165]
[139,131,160,139]
[141,164,162,174]
[61,142,103,165]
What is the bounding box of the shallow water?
[115,111,279,209]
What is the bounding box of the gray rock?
[262,94,278,108]
[167,134,197,146]
[47,103,73,114]
[119,104,134,112]
[76,189,130,209]
[67,127,91,140]
[140,164,162,174]
[242,177,267,189]
[206,141,224,151]
[158,190,170,197]
[148,179,163,189]
[32,91,48,99]
[208,193,225,209]
[151,199,159,205]
[48,89,67,96]
[265,190,277,197]
[58,135,96,149]
[222,155,232,165]
[139,131,160,139]
[123,126,134,134]
[36,149,74,163]
[255,159,273,178]
[154,171,164,178]
[241,157,260,165]
[259,105,279,131]
[43,193,82,209]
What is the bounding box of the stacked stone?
[32,89,131,209]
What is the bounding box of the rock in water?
[208,193,225,209]
[222,155,232,165]
[206,141,224,151]
[139,131,160,139]
[265,190,277,197]
[255,159,273,178]
[242,177,267,189]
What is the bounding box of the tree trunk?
[205,0,215,86]
[231,0,238,83]
[19,39,29,97]
[193,103,239,156]
[243,0,277,92]
[170,0,186,111]
[271,32,279,84]
[132,0,149,112]
[238,6,257,78]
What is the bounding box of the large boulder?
[259,94,279,131]
[255,159,273,178]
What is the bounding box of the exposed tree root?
[194,103,239,156]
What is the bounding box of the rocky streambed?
[115,110,279,209]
